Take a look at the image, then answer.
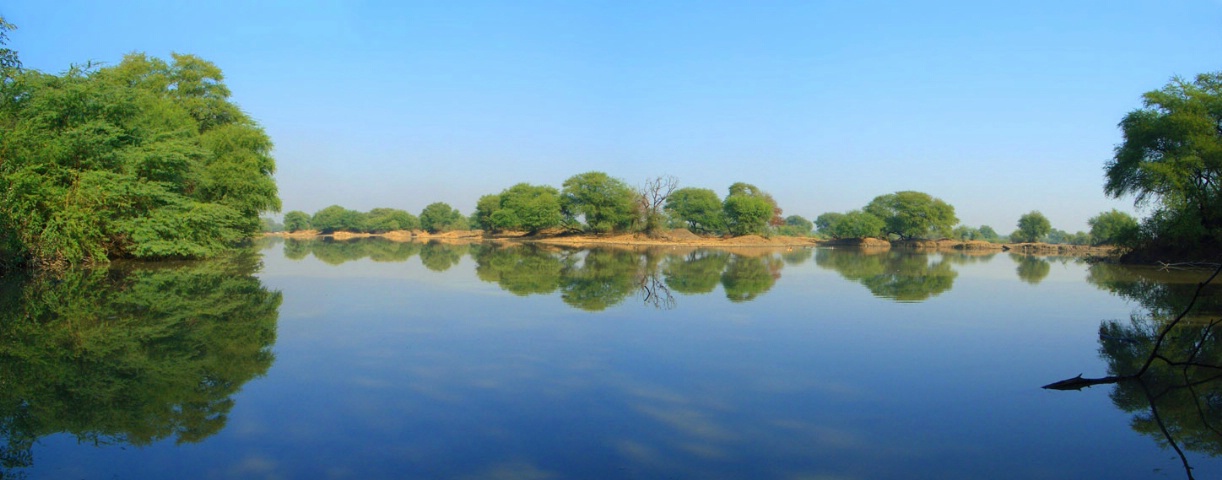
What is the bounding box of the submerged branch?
[1043,264,1222,390]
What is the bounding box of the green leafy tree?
[1013,211,1052,243]
[818,210,885,239]
[283,210,312,232]
[1106,72,1222,254]
[364,207,418,233]
[475,184,563,234]
[777,215,814,236]
[560,172,636,233]
[952,225,980,241]
[0,16,19,75]
[665,187,724,234]
[0,52,279,268]
[863,191,957,240]
[723,183,778,236]
[311,205,363,233]
[419,202,466,233]
[978,225,1000,243]
[1088,209,1140,246]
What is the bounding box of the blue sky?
[4,1,1220,231]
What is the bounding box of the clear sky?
[3,1,1220,231]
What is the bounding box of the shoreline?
[262,230,1119,257]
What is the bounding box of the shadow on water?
[0,251,280,479]
[1049,264,1222,479]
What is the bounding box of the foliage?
[0,253,279,475]
[775,215,813,237]
[722,183,779,236]
[0,52,279,268]
[816,210,885,239]
[1088,209,1139,246]
[722,195,774,236]
[0,16,18,75]
[665,187,724,234]
[472,183,562,234]
[863,191,957,240]
[310,205,363,234]
[283,210,312,232]
[560,172,637,233]
[977,225,1000,243]
[1105,72,1222,255]
[260,216,284,233]
[364,207,418,233]
[419,202,467,233]
[1013,211,1052,243]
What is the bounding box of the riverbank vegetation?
[0,19,279,270]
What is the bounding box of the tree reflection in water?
[814,248,957,302]
[0,252,280,478]
[1051,264,1222,479]
[468,245,789,311]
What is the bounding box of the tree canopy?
[1106,72,1222,254]
[863,191,957,240]
[665,187,725,234]
[560,172,637,233]
[472,183,563,234]
[0,49,279,268]
[1088,209,1139,246]
[1012,211,1052,243]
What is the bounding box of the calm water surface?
[3,238,1221,479]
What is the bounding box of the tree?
[978,225,1000,243]
[310,205,360,233]
[952,225,980,241]
[475,184,563,234]
[777,215,814,236]
[728,182,783,226]
[419,202,466,233]
[665,187,724,234]
[1013,211,1051,243]
[0,16,19,75]
[863,191,957,240]
[819,210,885,239]
[1105,72,1222,253]
[1088,209,1140,246]
[283,211,311,232]
[560,172,636,233]
[723,195,773,236]
[723,183,779,236]
[636,175,678,235]
[0,53,280,268]
[364,207,418,233]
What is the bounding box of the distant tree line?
[284,172,805,238]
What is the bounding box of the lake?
[2,238,1221,479]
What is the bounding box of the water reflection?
[814,249,957,302]
[1012,254,1052,285]
[0,253,280,477]
[471,245,788,310]
[1098,312,1222,478]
